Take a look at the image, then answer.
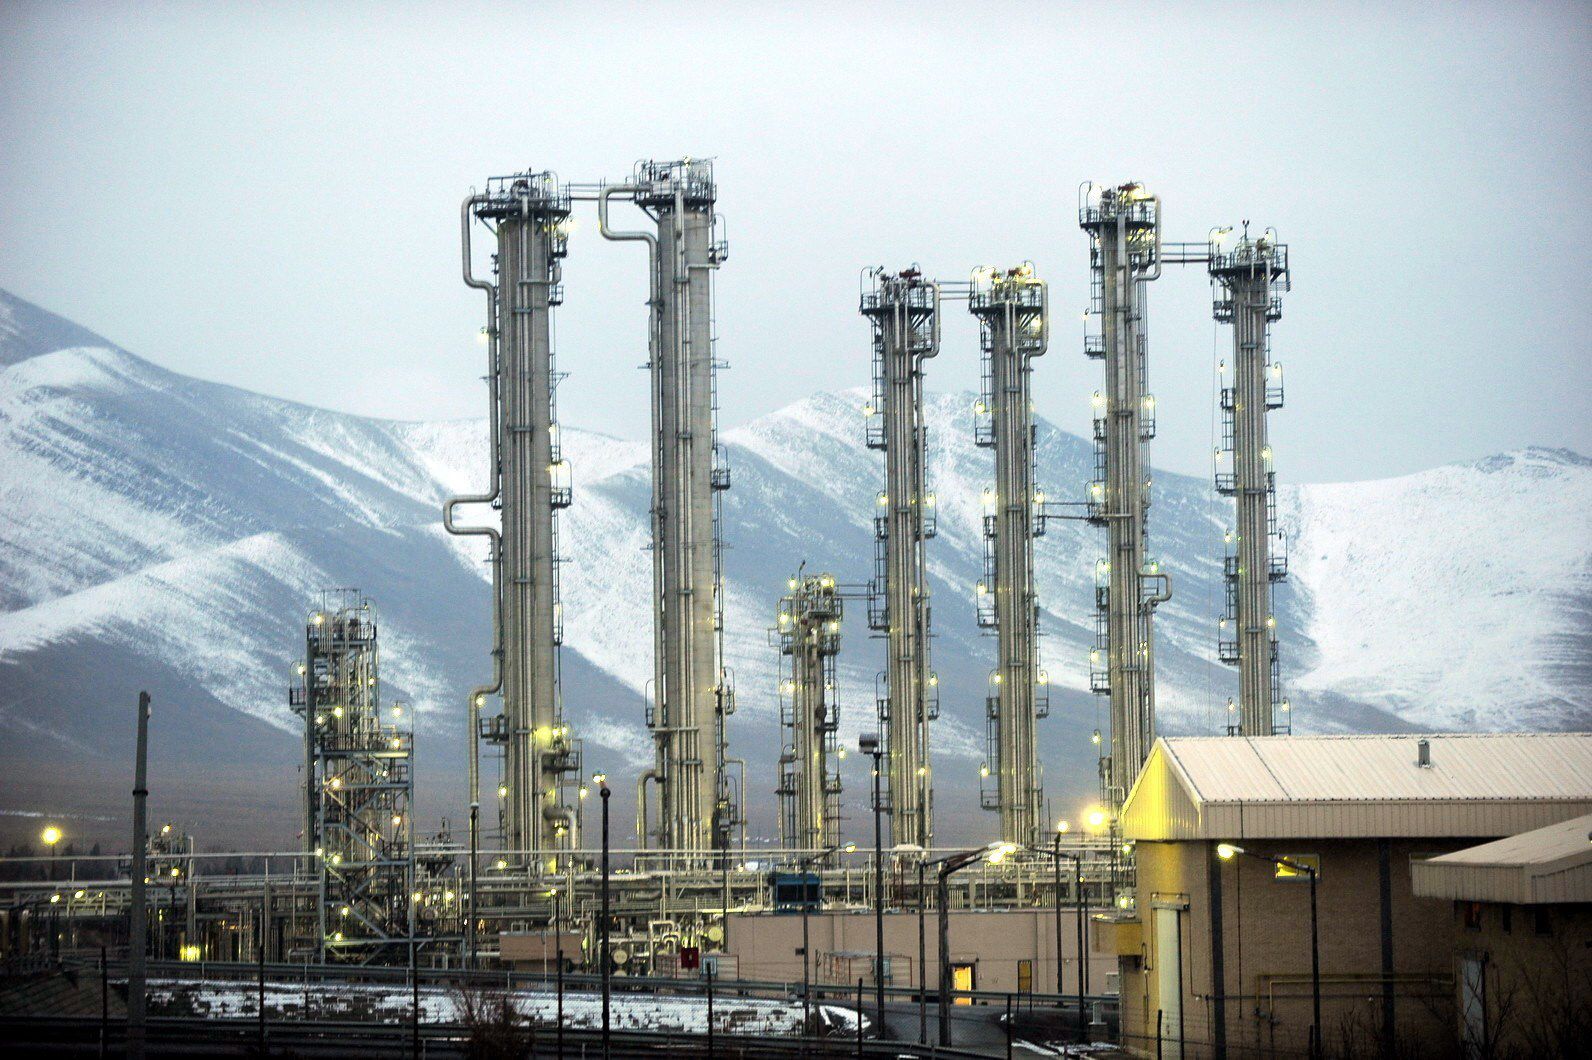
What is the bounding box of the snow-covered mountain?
[2,289,1588,848]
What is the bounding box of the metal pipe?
[453,194,505,962]
[635,771,656,851]
[599,183,668,849]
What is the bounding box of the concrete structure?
[726,907,1115,998]
[861,267,941,848]
[1079,183,1171,808]
[1208,229,1290,737]
[1114,734,1592,1059]
[1412,814,1592,1058]
[970,264,1050,847]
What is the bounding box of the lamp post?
[1028,830,1086,1042]
[597,773,611,1060]
[1218,844,1320,1059]
[859,733,886,1038]
[931,842,1016,1046]
[795,841,855,1034]
[917,859,927,1044]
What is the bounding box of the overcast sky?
[2,1,1587,482]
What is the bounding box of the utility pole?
[128,691,151,1060]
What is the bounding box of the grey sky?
[2,1,1587,483]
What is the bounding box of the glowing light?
[1091,730,1101,746]
[49,893,61,904]
[1057,819,1070,834]
[843,842,857,853]
[980,765,990,778]
[179,944,202,961]
[497,784,508,798]
[1217,843,1242,861]
[40,826,62,847]
[1085,807,1109,831]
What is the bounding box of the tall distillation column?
[774,573,843,852]
[454,172,581,871]
[970,265,1049,847]
[861,267,939,848]
[606,159,736,856]
[1210,227,1291,736]
[1079,184,1172,807]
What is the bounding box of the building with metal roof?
[1411,811,1592,905]
[1121,733,1592,842]
[1112,733,1592,1058]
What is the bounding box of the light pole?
[597,773,611,1060]
[1218,843,1320,1059]
[128,691,151,1060]
[1029,829,1086,1042]
[859,733,886,1038]
[916,859,927,1044]
[796,841,855,1033]
[932,842,1016,1046]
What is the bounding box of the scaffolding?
[773,572,845,852]
[970,264,1050,847]
[860,266,939,848]
[288,590,415,963]
[1079,184,1172,808]
[1210,226,1291,736]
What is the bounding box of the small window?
[1275,853,1320,881]
[1017,959,1033,994]
[1533,907,1551,936]
[1462,902,1484,931]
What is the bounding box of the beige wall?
[1120,837,1472,1058]
[725,907,1115,995]
[1440,900,1592,1058]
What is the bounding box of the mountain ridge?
[2,288,1587,848]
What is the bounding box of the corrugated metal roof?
[1410,813,1592,904]
[1122,734,1592,841]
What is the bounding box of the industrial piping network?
[860,266,942,849]
[1079,182,1173,809]
[970,264,1052,847]
[452,159,740,874]
[1209,225,1292,736]
[444,165,1290,901]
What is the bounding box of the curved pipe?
[601,184,666,850]
[1141,195,1164,282]
[454,194,502,963]
[450,194,507,808]
[636,771,657,851]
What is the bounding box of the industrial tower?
[970,264,1050,847]
[601,159,738,856]
[1210,227,1291,736]
[1079,184,1173,807]
[861,266,939,848]
[455,171,582,872]
[288,591,414,962]
[774,572,844,852]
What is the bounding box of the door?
[952,962,975,1004]
[1155,906,1183,1060]
[1460,954,1486,1059]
